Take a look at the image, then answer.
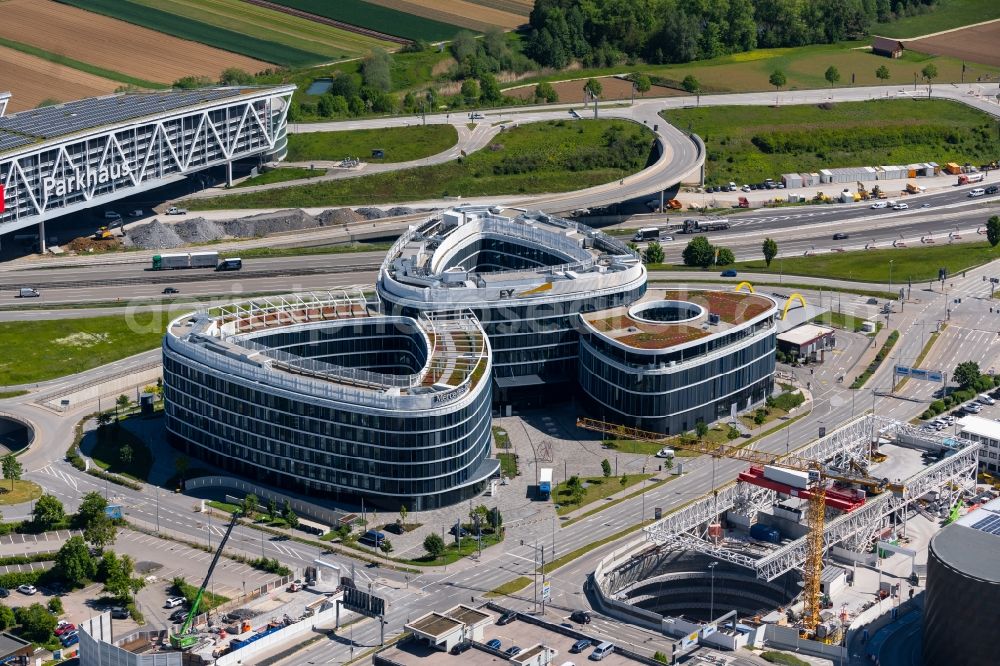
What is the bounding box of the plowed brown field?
[0,45,120,112]
[505,77,686,104]
[905,21,1000,67]
[0,0,268,84]
[364,0,526,31]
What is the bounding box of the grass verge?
[0,480,42,505]
[852,330,900,388]
[553,474,653,516]
[874,0,1000,38]
[402,531,504,567]
[235,167,327,188]
[761,652,811,666]
[542,520,655,575]
[485,576,533,598]
[895,328,942,391]
[287,125,459,163]
[0,314,167,385]
[562,478,671,528]
[663,99,1000,187]
[498,452,518,478]
[86,425,153,482]
[0,36,166,89]
[646,273,898,300]
[171,576,228,610]
[0,391,28,400]
[182,119,654,209]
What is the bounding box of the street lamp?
[708,561,719,622]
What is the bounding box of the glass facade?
[163,317,496,510]
[578,317,777,434]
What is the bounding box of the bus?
[633,227,660,241]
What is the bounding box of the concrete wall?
[764,624,847,664]
[80,612,181,666]
[186,476,351,527]
[215,604,337,666]
[44,361,162,411]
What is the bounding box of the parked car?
[61,632,79,647]
[17,585,36,595]
[358,530,387,547]
[720,269,738,277]
[0,589,8,598]
[571,639,593,653]
[449,525,469,538]
[169,609,188,623]
[111,606,129,620]
[486,639,502,651]
[450,641,472,655]
[497,611,517,626]
[590,642,615,661]
[505,646,522,656]
[55,623,76,636]
[570,610,592,624]
[979,394,997,406]
[655,448,675,459]
[165,596,185,608]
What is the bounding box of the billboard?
[342,587,385,618]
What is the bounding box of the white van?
[589,643,615,661]
[979,393,996,406]
[969,188,986,197]
[870,201,887,209]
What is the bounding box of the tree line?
[526,0,939,67]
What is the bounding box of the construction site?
[586,414,983,662]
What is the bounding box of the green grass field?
[54,0,324,67]
[0,481,43,506]
[287,125,458,163]
[126,0,393,60]
[266,0,461,42]
[235,167,327,188]
[184,119,654,209]
[86,427,154,482]
[874,0,1000,38]
[553,474,653,515]
[0,315,167,386]
[725,241,1000,283]
[663,98,1000,186]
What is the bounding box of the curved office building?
[162,288,497,510]
[923,499,1000,665]
[377,205,647,403]
[578,289,778,434]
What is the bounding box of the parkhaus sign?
[43,161,133,198]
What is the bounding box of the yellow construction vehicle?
[93,226,113,240]
[576,417,904,637]
[856,181,870,200]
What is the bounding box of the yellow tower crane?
[576,417,904,636]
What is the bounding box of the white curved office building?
[377,205,648,404]
[162,288,496,510]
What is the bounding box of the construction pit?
[589,415,983,660]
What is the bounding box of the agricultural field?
[0,45,120,112]
[125,0,395,61]
[364,0,526,31]
[0,0,267,87]
[287,125,458,163]
[874,0,1000,38]
[505,76,684,103]
[265,0,463,42]
[662,98,1000,186]
[904,21,1000,67]
[54,0,322,68]
[184,119,655,209]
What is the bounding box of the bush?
[47,597,63,615]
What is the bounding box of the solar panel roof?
[0,88,248,151]
[0,131,34,153]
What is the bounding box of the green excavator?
[169,511,241,650]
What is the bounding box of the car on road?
[969,188,986,197]
[17,585,36,595]
[866,298,879,305]
[870,201,888,209]
[570,610,592,624]
[165,596,185,608]
[986,185,999,195]
[660,235,674,242]
[486,639,502,650]
[111,606,129,619]
[497,611,517,625]
[55,622,76,636]
[893,202,908,210]
[921,203,931,208]
[450,641,472,655]
[655,448,675,458]
[571,639,593,653]
[832,233,849,240]
[720,269,738,277]
[162,287,179,294]
[505,646,522,656]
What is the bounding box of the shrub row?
[0,553,56,566]
[921,377,1000,420]
[851,330,899,389]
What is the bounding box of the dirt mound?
[386,207,418,217]
[170,218,227,244]
[355,207,388,220]
[123,219,183,250]
[316,208,362,226]
[220,209,319,238]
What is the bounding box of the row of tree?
[526,0,940,67]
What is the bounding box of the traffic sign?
[895,365,943,382]
[541,580,551,601]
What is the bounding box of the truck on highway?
[682,218,730,234]
[538,468,553,500]
[16,287,39,298]
[633,227,661,241]
[151,251,220,270]
[958,173,984,185]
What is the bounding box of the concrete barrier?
[42,361,162,412]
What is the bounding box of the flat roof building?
[958,414,1000,473]
[776,323,835,362]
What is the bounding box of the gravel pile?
[123,219,183,250]
[387,207,417,217]
[355,207,388,220]
[220,209,319,238]
[170,218,227,244]
[316,208,362,226]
